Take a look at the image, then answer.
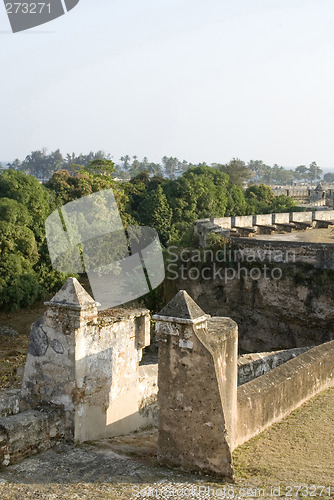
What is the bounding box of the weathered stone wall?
[169,270,334,352]
[75,309,151,441]
[253,214,273,225]
[232,215,254,228]
[154,291,238,479]
[272,212,290,224]
[137,364,158,427]
[0,406,69,466]
[0,390,20,418]
[195,210,334,246]
[290,211,313,222]
[20,278,155,443]
[234,239,334,269]
[235,340,334,448]
[238,347,311,385]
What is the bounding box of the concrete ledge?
[235,340,334,449]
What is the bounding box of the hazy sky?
[1,0,334,169]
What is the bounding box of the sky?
[1,0,334,170]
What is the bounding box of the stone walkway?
[0,438,237,499]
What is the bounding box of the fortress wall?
[208,210,334,232]
[232,215,254,228]
[235,340,334,449]
[313,210,334,220]
[211,217,232,229]
[272,212,290,224]
[253,214,273,226]
[290,211,313,222]
[234,238,334,269]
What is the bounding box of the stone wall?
[20,277,156,443]
[154,292,334,474]
[238,347,311,385]
[234,238,334,269]
[253,214,273,226]
[236,340,334,448]
[290,211,313,222]
[169,271,334,352]
[195,210,334,246]
[232,215,254,228]
[272,212,290,224]
[75,308,151,441]
[0,406,69,466]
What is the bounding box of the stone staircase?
[0,389,68,466]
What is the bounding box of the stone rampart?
[234,238,334,269]
[235,340,334,448]
[195,210,334,246]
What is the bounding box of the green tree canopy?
[138,186,173,245]
[0,198,31,226]
[245,184,274,214]
[214,158,254,186]
[0,170,52,241]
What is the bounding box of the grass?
[233,388,334,490]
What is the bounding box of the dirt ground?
[0,300,47,389]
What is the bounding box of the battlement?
[195,210,334,247]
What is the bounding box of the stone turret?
[20,278,99,433]
[20,277,152,442]
[153,290,238,480]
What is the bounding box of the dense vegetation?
[0,151,315,310]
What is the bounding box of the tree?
[162,156,180,179]
[17,148,64,179]
[323,172,334,183]
[0,198,31,226]
[225,184,247,216]
[214,158,254,187]
[245,184,274,214]
[270,195,296,213]
[85,159,115,176]
[64,150,111,169]
[6,159,21,170]
[138,186,173,245]
[0,171,68,308]
[247,160,270,183]
[120,155,132,171]
[295,165,308,181]
[0,219,40,309]
[308,162,322,183]
[163,166,230,241]
[0,169,52,242]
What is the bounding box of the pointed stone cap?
[45,277,99,310]
[153,290,209,324]
[315,183,324,191]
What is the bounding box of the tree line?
[0,160,298,310]
[3,149,334,184]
